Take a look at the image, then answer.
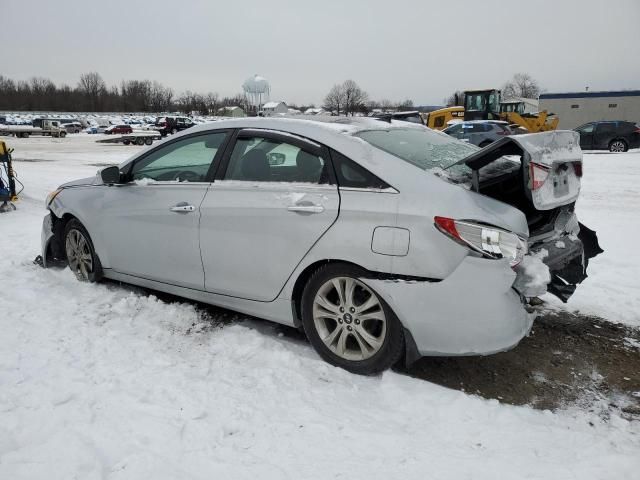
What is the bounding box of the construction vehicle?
[463,89,559,132]
[422,106,465,130]
[0,140,18,212]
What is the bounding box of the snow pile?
[520,248,551,297]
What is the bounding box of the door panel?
[199,182,339,300]
[98,131,229,289]
[100,183,209,289]
[199,131,339,301]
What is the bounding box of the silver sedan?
[41,117,599,374]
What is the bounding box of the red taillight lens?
[573,162,583,177]
[434,216,461,241]
[529,162,550,190]
[434,216,527,266]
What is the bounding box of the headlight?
[434,216,527,267]
[45,188,63,208]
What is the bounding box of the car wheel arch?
[49,212,104,269]
[291,259,372,327]
[609,138,628,151]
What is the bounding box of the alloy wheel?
[610,141,626,152]
[65,228,93,281]
[312,277,387,361]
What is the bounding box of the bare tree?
[396,98,414,110]
[342,79,368,116]
[204,92,219,115]
[379,99,394,112]
[78,72,107,110]
[323,84,346,115]
[443,90,464,106]
[502,73,541,99]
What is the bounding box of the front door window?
[131,132,226,182]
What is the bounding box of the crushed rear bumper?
[364,256,534,357]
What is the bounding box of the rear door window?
[596,122,616,134]
[224,135,331,184]
[330,150,391,190]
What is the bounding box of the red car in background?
[105,125,133,135]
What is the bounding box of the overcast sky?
[2,0,639,106]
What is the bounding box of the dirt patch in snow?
[406,310,640,419]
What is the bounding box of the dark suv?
[155,116,196,136]
[574,121,640,152]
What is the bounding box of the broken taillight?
[529,162,551,190]
[434,216,527,267]
[573,162,583,177]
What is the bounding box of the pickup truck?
[0,119,67,138]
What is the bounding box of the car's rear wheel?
[301,263,404,374]
[123,139,130,145]
[609,139,627,152]
[64,219,102,282]
[135,137,145,146]
[145,138,153,145]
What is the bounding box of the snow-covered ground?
[1,135,639,479]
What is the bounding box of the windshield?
[354,127,478,175]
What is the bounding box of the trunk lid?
[458,130,582,211]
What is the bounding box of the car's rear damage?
[445,130,602,303]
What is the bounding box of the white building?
[261,101,288,116]
[539,90,640,129]
[217,106,245,118]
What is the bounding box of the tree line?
[323,79,414,115]
[0,72,247,114]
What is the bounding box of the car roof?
[122,116,432,186]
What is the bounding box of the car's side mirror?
[100,165,122,184]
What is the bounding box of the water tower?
[242,74,271,114]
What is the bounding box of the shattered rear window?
[354,127,477,175]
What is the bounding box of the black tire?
[135,137,145,146]
[479,140,492,148]
[23,132,30,138]
[123,139,130,145]
[60,131,66,138]
[301,263,404,375]
[145,138,153,145]
[63,219,103,282]
[609,139,628,152]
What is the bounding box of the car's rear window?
[354,127,477,174]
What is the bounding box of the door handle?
[169,203,196,213]
[287,204,324,214]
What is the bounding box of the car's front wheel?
[64,219,102,282]
[301,263,404,374]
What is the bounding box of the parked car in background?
[41,118,600,374]
[443,120,512,147]
[61,122,83,134]
[105,125,133,135]
[372,111,425,125]
[155,116,196,136]
[574,121,640,152]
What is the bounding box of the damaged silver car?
[40,117,601,374]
